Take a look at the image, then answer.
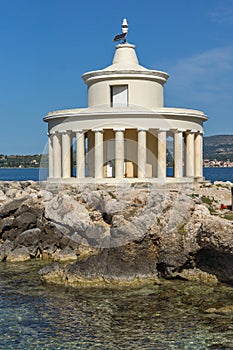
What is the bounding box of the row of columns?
[48,128,203,180]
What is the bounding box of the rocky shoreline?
[0,180,232,286]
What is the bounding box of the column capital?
[74,129,83,134]
[53,131,62,137]
[156,128,169,133]
[93,129,103,133]
[60,130,73,135]
[113,128,125,132]
[185,129,196,135]
[171,128,185,133]
[137,128,148,132]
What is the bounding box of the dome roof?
[82,42,169,85]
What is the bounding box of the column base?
[46,176,201,184]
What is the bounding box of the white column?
[94,130,104,178]
[194,132,203,177]
[76,131,85,179]
[53,132,62,178]
[48,133,54,178]
[157,130,167,178]
[87,131,94,177]
[115,129,125,178]
[62,131,72,178]
[174,130,183,178]
[137,129,147,178]
[185,131,195,177]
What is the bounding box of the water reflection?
[0,261,233,349]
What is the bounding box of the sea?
[0,167,232,183]
[1,261,233,349]
[0,167,233,349]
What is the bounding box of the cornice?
[82,69,169,85]
[43,106,207,122]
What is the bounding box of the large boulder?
[40,238,159,285]
[44,192,91,234]
[15,228,41,256]
[0,196,29,218]
[195,216,233,284]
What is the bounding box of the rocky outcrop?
[0,180,233,286]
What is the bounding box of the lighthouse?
[44,19,207,183]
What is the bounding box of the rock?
[0,190,7,202]
[214,180,233,188]
[13,212,37,231]
[104,199,127,215]
[2,228,18,241]
[15,197,44,218]
[58,232,85,251]
[0,240,14,261]
[39,262,67,283]
[0,196,29,218]
[39,222,63,252]
[205,307,217,314]
[80,190,105,210]
[84,224,109,247]
[110,214,145,247]
[40,190,54,202]
[197,216,233,254]
[40,238,159,285]
[0,181,232,287]
[195,216,233,284]
[6,246,31,262]
[15,228,41,256]
[0,216,15,234]
[44,193,91,234]
[176,268,218,284]
[195,249,233,285]
[77,243,98,258]
[52,247,78,262]
[205,305,233,315]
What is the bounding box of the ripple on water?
[0,261,233,349]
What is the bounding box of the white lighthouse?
[44,19,207,183]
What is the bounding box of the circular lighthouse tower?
[44,19,207,183]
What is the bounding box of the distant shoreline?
[0,167,48,170]
[0,166,233,169]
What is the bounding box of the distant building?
[44,20,207,183]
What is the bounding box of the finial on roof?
[113,18,128,43]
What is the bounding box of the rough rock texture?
[0,180,233,286]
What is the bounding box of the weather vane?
[113,18,128,43]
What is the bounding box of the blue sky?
[0,0,233,154]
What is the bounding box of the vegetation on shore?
[0,154,46,168]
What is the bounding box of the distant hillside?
[204,135,233,161]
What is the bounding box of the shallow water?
[0,261,233,349]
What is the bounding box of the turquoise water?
[0,167,232,183]
[1,261,233,349]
